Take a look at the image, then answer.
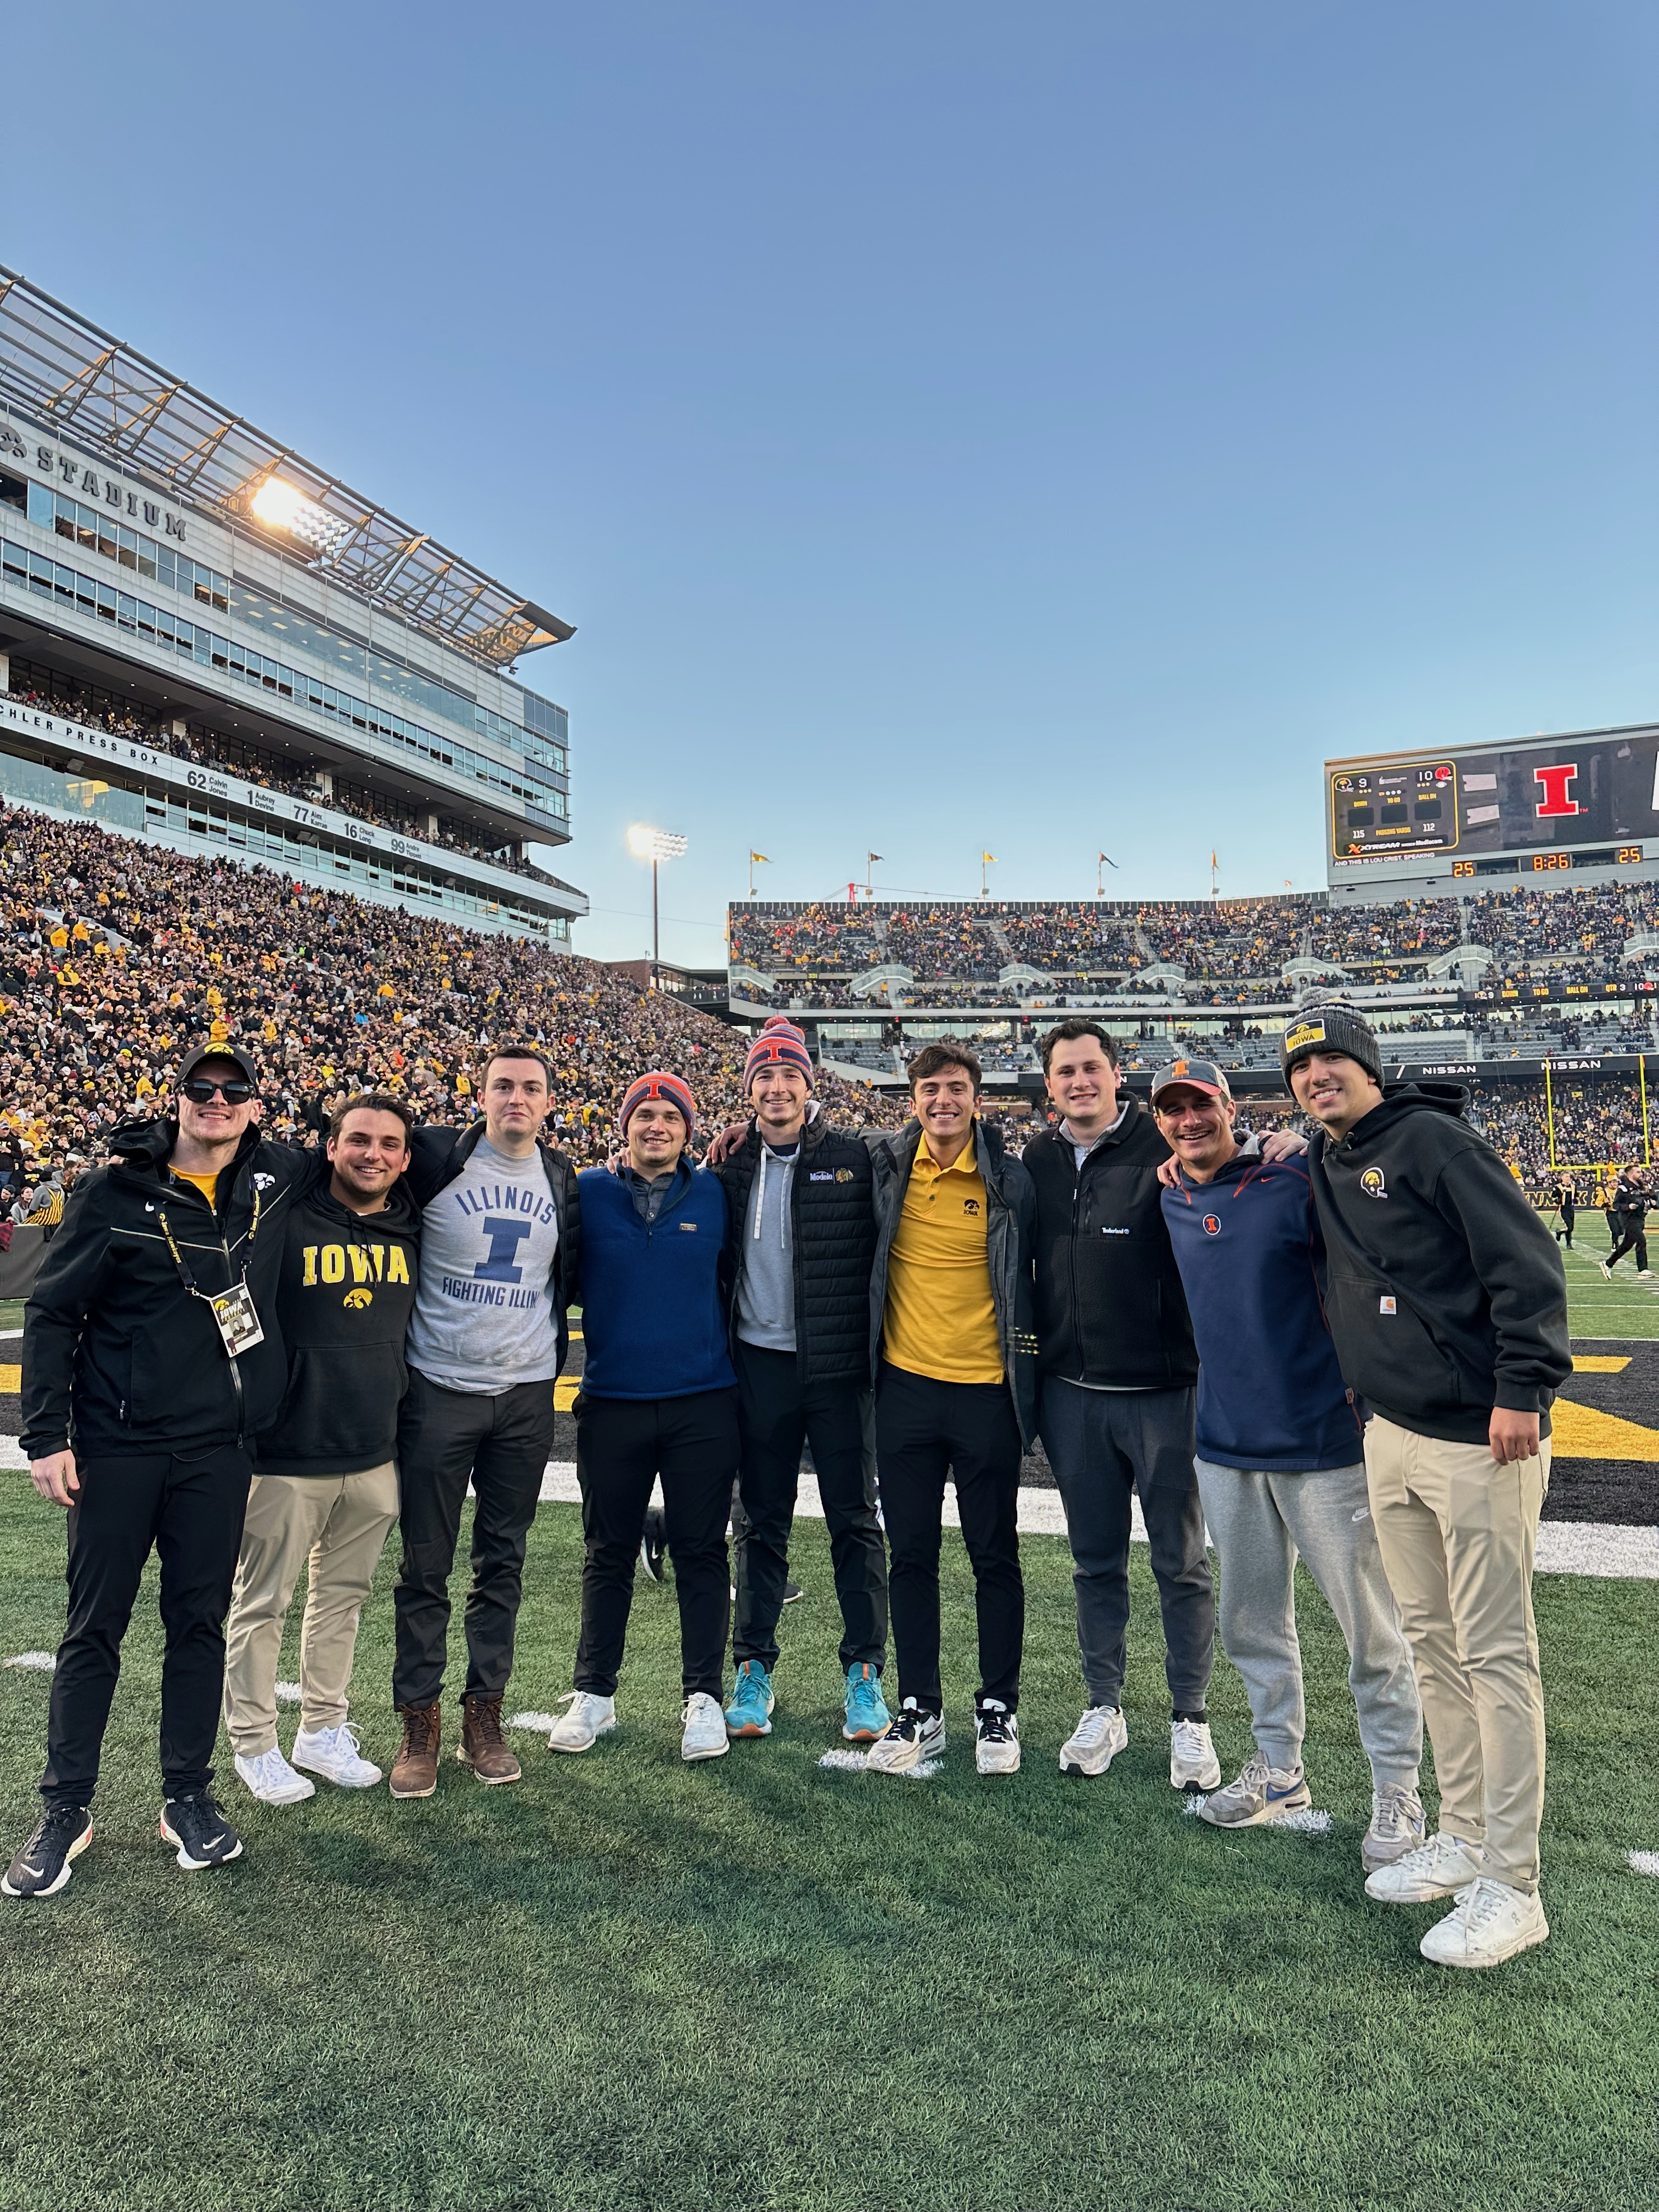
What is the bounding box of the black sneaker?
[639,1505,668,1583]
[160,1789,244,1871]
[2,1805,92,1898]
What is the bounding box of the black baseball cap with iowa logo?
[1150,1057,1233,1106]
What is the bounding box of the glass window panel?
[27,482,53,528]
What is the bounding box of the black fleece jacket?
[255,1159,421,1477]
[21,1118,309,1462]
[1023,1103,1199,1391]
[1308,1083,1571,1446]
[714,1110,878,1387]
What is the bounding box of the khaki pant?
[1363,1416,1549,1892]
[224,1464,399,1756]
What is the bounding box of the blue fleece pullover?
[577,1161,736,1400]
[1160,1141,1364,1472]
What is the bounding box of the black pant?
[573,1387,738,1699]
[873,1362,1024,1712]
[392,1369,556,1708]
[731,1340,888,1673]
[1609,1221,1649,1271]
[41,1445,252,1809]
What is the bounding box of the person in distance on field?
[1152,1059,1425,1868]
[222,1094,420,1805]
[1551,1181,1575,1250]
[1601,1166,1650,1279]
[710,1017,889,1746]
[5,1042,308,1898]
[862,1043,1038,1778]
[548,1073,741,1763]
[389,1048,581,1798]
[1286,1005,1570,1970]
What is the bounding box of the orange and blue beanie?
[743,1015,814,1093]
[618,1070,697,1138]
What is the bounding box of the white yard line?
[1,1446,1652,1579]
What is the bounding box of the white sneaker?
[233,1747,315,1805]
[866,1699,945,1774]
[1641,1270,1655,1280]
[1362,1781,1427,1871]
[547,1690,617,1754]
[1601,1260,1614,1280]
[1059,1704,1128,1778]
[1419,1877,1549,1968]
[1198,1753,1310,1829]
[681,1691,730,1762]
[291,1722,382,1789]
[1170,1717,1221,1791]
[974,1701,1021,1775]
[1364,1829,1485,1903]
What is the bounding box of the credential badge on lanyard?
[156,1182,267,1358]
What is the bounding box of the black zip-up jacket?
[866,1118,1040,1448]
[21,1118,309,1462]
[405,1119,582,1376]
[1308,1083,1571,1447]
[1023,1103,1199,1391]
[715,1110,878,1387]
[255,1158,422,1477]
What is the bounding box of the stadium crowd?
[0,807,906,1206]
[4,665,554,884]
[730,887,1659,996]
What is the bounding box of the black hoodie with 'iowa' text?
[254,1158,421,1478]
[1307,1082,1570,1447]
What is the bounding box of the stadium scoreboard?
[1325,724,1659,893]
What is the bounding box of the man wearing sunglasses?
[7,1042,308,1898]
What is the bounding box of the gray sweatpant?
[1195,1457,1422,1787]
[1041,1380,1215,1712]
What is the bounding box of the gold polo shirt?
[881,1126,1003,1384]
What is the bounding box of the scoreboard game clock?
[1330,760,1457,860]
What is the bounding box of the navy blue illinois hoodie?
[1161,1137,1364,1472]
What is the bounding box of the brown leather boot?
[389,1701,442,1798]
[458,1692,521,1785]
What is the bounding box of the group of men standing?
[5,998,1569,1972]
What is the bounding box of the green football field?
[3,1481,1657,2212]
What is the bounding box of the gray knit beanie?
[1281,1003,1384,1088]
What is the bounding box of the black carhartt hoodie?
[254,1158,422,1477]
[1308,1083,1570,1447]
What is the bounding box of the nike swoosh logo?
[1266,1783,1302,1802]
[20,1861,43,1877]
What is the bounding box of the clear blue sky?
[11,4,1658,963]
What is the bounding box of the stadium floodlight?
[249,475,354,558]
[625,825,687,981]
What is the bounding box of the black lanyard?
[155,1177,262,1299]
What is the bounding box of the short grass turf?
[3,1484,1658,2211]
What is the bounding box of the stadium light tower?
[627,825,687,985]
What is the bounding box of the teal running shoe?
[843,1662,891,1742]
[724,1660,775,1737]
